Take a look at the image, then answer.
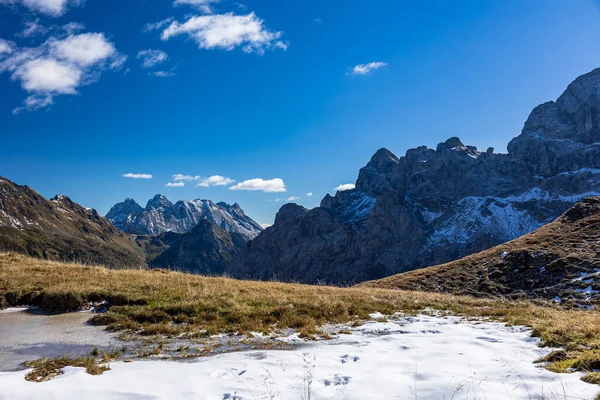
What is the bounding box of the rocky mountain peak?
[367,148,400,171]
[436,136,464,151]
[274,203,308,225]
[146,194,173,210]
[507,68,600,177]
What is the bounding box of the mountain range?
[3,67,600,288]
[106,195,262,241]
[226,67,600,284]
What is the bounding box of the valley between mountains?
[3,68,600,399]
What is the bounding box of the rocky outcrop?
[107,195,262,241]
[360,197,600,307]
[0,178,145,267]
[136,219,245,275]
[227,68,600,284]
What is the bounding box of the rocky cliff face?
[361,197,600,307]
[107,195,262,241]
[227,68,600,284]
[0,178,145,267]
[136,219,246,275]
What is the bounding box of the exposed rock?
[227,68,600,284]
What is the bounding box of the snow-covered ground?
[0,315,596,400]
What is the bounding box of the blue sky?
[1,0,600,225]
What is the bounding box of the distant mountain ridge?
[136,219,246,275]
[106,195,262,241]
[0,177,144,267]
[227,67,600,284]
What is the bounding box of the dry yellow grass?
[2,252,600,385]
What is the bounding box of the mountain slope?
[0,178,145,267]
[227,68,600,284]
[360,197,600,306]
[107,195,262,241]
[136,219,245,275]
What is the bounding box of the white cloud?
[350,61,387,76]
[50,33,116,67]
[306,192,313,197]
[333,183,355,192]
[161,13,287,54]
[0,0,83,17]
[14,58,81,93]
[143,18,175,33]
[287,196,300,201]
[166,181,185,187]
[150,70,176,78]
[62,22,85,35]
[1,32,125,113]
[123,173,153,179]
[174,0,219,14]
[173,174,199,181]
[197,175,235,187]
[0,39,15,55]
[18,19,48,38]
[137,49,168,68]
[230,178,286,193]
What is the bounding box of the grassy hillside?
[0,178,146,268]
[2,252,600,384]
[361,197,600,306]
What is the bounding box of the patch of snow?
[555,168,600,177]
[337,191,376,224]
[573,269,600,282]
[0,315,596,399]
[500,251,509,259]
[0,307,30,314]
[368,312,386,320]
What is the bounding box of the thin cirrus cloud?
[350,61,387,76]
[230,178,287,193]
[123,173,153,179]
[166,181,185,187]
[159,13,287,54]
[18,18,48,38]
[137,49,168,68]
[287,196,300,201]
[333,183,355,192]
[0,0,84,17]
[306,192,313,197]
[150,70,176,78]
[173,0,220,14]
[0,32,126,113]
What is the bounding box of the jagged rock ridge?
[107,195,262,241]
[227,67,600,284]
